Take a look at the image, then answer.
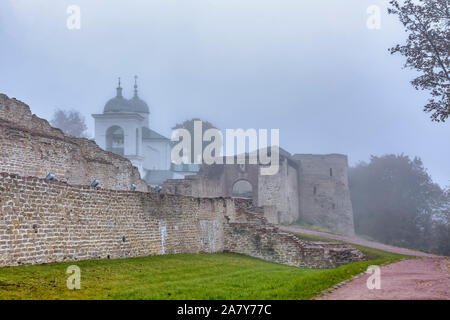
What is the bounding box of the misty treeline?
[50,109,88,138]
[349,154,449,256]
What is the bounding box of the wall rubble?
[226,199,364,268]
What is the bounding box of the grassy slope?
[285,221,336,234]
[0,235,414,300]
[289,231,416,260]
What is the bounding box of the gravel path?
[279,226,449,300]
[279,226,438,257]
[316,257,450,300]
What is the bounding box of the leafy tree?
[50,109,88,138]
[172,118,218,163]
[349,154,448,254]
[430,188,450,255]
[388,0,449,122]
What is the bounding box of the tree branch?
[413,11,450,82]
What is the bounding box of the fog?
[0,0,449,187]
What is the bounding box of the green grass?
[286,221,336,234]
[0,235,415,300]
[290,231,416,260]
[289,232,342,243]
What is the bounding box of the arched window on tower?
[106,126,124,156]
[232,180,253,199]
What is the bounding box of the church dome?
[129,95,149,114]
[104,96,132,113]
[103,76,150,114]
[129,76,150,114]
[103,78,133,113]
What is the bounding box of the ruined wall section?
[293,154,355,236]
[258,158,300,224]
[224,223,362,268]
[0,173,228,266]
[225,201,363,268]
[0,173,363,268]
[0,94,147,192]
[165,159,301,225]
[162,175,224,198]
[257,158,299,224]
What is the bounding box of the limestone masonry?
[163,152,355,236]
[91,79,356,236]
[0,94,148,193]
[0,94,364,268]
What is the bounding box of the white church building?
[92,77,198,186]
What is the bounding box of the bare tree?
[51,109,88,138]
[388,0,449,122]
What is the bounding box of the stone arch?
[106,125,124,156]
[231,179,254,199]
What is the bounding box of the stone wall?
[224,200,364,268]
[225,223,362,268]
[0,172,228,266]
[0,94,147,192]
[258,158,300,224]
[163,157,301,225]
[0,93,362,268]
[0,172,363,268]
[293,154,355,236]
[162,153,356,236]
[162,174,224,198]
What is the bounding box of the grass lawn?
[285,221,336,234]
[0,235,415,300]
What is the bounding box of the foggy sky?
[0,0,449,187]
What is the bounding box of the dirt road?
[316,257,450,300]
[279,226,449,299]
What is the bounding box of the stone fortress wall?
[0,94,363,268]
[0,172,228,266]
[0,94,148,192]
[0,173,363,268]
[162,157,301,225]
[257,157,300,225]
[163,153,355,236]
[293,154,355,236]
